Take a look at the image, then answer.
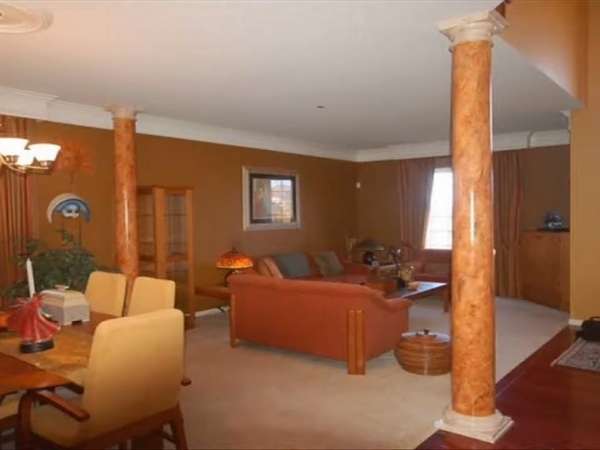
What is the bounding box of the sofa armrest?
[367,292,413,312]
[342,261,370,275]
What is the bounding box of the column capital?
[438,10,507,48]
[106,105,140,120]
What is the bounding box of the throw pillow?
[273,253,312,278]
[314,251,344,277]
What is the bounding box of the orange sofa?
[228,274,412,375]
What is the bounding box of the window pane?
[425,168,453,249]
[270,178,293,223]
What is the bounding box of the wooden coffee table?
[386,281,448,301]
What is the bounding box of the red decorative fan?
[7,295,60,353]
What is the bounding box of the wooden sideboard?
[519,231,570,311]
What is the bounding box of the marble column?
[435,11,513,443]
[110,107,139,287]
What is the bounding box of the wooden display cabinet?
[519,230,570,311]
[137,186,196,326]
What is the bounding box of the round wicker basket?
[395,329,450,375]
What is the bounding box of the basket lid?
[399,329,450,348]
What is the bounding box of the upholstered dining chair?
[84,271,127,316]
[19,309,188,450]
[0,395,19,449]
[127,276,176,316]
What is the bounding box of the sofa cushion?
[273,253,312,278]
[313,251,344,277]
[256,257,284,278]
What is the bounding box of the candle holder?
[7,295,60,353]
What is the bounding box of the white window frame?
[242,166,301,231]
[424,167,453,250]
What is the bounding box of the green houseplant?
[3,230,97,300]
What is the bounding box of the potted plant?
[3,230,98,301]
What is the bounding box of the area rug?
[552,338,600,372]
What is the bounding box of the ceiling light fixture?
[0,2,52,34]
[0,138,61,173]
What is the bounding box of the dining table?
[0,311,110,396]
[0,310,166,449]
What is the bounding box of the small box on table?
[41,289,90,326]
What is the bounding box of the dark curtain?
[396,157,436,260]
[493,150,523,297]
[0,116,32,293]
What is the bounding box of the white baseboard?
[568,318,583,327]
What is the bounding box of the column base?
[434,406,514,443]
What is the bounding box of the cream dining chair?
[19,309,188,450]
[0,395,19,449]
[127,276,176,316]
[84,271,127,316]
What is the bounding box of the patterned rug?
[552,338,600,372]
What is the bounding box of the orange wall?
[503,0,588,101]
[28,120,357,286]
[570,1,600,320]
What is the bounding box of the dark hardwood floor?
[417,327,600,450]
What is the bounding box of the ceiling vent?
[0,2,51,34]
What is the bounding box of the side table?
[195,285,231,312]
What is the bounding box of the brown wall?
[28,120,357,286]
[356,147,571,245]
[503,0,588,101]
[136,133,357,285]
[25,122,572,308]
[520,146,570,230]
[355,161,402,247]
[29,122,116,268]
[571,1,600,320]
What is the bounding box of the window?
[243,167,300,230]
[424,167,453,249]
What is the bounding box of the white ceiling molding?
[0,86,57,120]
[530,129,570,147]
[136,114,354,161]
[48,99,113,130]
[0,85,569,164]
[355,129,570,162]
[0,85,354,161]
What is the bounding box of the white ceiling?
[0,0,578,157]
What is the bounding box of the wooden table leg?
[131,429,164,449]
[442,286,451,312]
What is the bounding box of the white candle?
[26,258,36,297]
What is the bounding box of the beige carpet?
[181,297,566,450]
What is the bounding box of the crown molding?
[0,85,355,162]
[136,113,355,161]
[355,129,570,162]
[0,86,57,120]
[0,85,569,163]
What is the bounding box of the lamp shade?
[29,143,61,162]
[216,249,254,270]
[0,137,28,157]
[16,150,35,167]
